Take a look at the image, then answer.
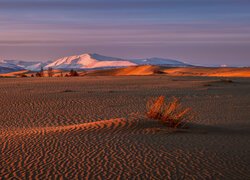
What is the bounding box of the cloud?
[0,40,66,45]
[0,0,249,65]
[1,0,250,10]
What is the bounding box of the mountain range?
[0,53,190,73]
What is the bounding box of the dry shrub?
[220,79,233,83]
[20,74,28,77]
[146,96,192,128]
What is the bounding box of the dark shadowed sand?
[1,76,250,179]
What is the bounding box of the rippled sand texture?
[1,76,250,179]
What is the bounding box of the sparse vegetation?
[153,70,165,74]
[203,83,212,87]
[146,96,192,128]
[48,67,54,77]
[36,67,44,77]
[62,89,75,93]
[35,72,42,77]
[20,74,28,77]
[69,69,79,76]
[40,67,44,77]
[220,79,233,83]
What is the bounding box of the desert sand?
[163,67,250,77]
[0,70,29,77]
[1,76,250,179]
[86,66,250,77]
[2,66,250,78]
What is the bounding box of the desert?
[1,75,250,179]
[1,0,250,179]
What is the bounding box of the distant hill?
[3,60,48,71]
[86,65,163,76]
[0,60,25,73]
[0,53,190,73]
[44,53,136,70]
[45,53,189,70]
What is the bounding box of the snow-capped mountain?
[45,53,189,70]
[0,53,190,73]
[0,60,25,73]
[130,57,188,66]
[45,53,136,69]
[3,60,48,71]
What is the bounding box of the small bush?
[153,70,165,74]
[146,96,192,128]
[69,69,79,76]
[20,74,28,77]
[203,83,212,87]
[62,89,74,93]
[220,79,233,83]
[36,72,42,77]
[48,67,54,77]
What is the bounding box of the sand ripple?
[1,77,250,179]
[1,116,250,179]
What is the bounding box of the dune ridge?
[0,70,29,77]
[1,118,134,138]
[87,66,250,77]
[1,66,250,77]
[163,67,250,77]
[86,65,159,76]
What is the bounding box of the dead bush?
[146,96,192,128]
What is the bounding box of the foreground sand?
[1,76,250,179]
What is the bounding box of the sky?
[0,0,250,66]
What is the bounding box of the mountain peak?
[87,53,124,61]
[44,53,136,69]
[0,53,190,73]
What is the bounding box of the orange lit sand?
[86,66,250,77]
[2,66,250,78]
[0,70,29,77]
[1,76,250,179]
[163,67,250,77]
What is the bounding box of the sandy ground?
[0,70,29,77]
[1,66,250,78]
[163,67,250,77]
[1,76,250,179]
[87,66,250,77]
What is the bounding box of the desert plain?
[0,75,250,179]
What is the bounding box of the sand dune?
[164,67,250,77]
[87,66,250,77]
[1,66,250,78]
[113,65,161,75]
[1,77,250,179]
[87,65,161,76]
[0,70,29,77]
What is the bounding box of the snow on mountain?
[0,60,25,73]
[0,53,190,73]
[45,53,136,69]
[45,53,189,70]
[131,57,188,66]
[25,63,48,71]
[3,60,48,71]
